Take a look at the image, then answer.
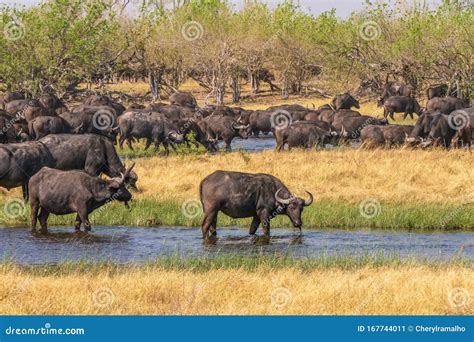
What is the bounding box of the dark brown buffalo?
[378,81,414,106]
[383,96,422,120]
[40,134,138,189]
[426,96,470,114]
[83,94,126,116]
[28,116,82,140]
[205,115,251,151]
[331,93,360,110]
[62,105,119,140]
[118,110,184,152]
[361,124,414,147]
[335,116,388,139]
[426,84,448,100]
[1,90,26,108]
[421,109,473,148]
[199,170,313,238]
[0,115,19,143]
[169,91,198,109]
[406,111,443,144]
[274,121,338,150]
[0,141,53,197]
[38,94,68,114]
[29,163,134,234]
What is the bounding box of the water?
[227,136,276,152]
[0,226,472,265]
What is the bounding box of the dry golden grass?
[2,148,471,206]
[129,149,472,205]
[1,265,472,315]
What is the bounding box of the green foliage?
[0,0,472,97]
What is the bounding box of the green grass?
[1,199,472,231]
[1,252,471,275]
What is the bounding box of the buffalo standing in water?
[199,171,313,239]
[29,163,135,234]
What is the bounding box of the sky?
[1,0,442,18]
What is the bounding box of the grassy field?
[1,257,472,315]
[1,149,472,230]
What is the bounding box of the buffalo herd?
[0,85,472,237]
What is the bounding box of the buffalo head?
[231,121,251,139]
[275,188,313,228]
[106,163,135,207]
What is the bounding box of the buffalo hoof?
[203,236,218,245]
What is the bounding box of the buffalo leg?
[249,216,261,235]
[210,216,218,236]
[74,214,82,232]
[38,208,50,235]
[258,210,271,236]
[383,108,388,119]
[201,209,218,239]
[22,183,29,201]
[30,202,39,232]
[126,138,134,151]
[119,135,126,149]
[224,140,232,152]
[76,207,91,232]
[144,138,152,151]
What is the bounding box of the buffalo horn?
[125,162,136,178]
[275,188,292,205]
[303,191,314,206]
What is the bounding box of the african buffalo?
[331,93,360,110]
[29,163,134,234]
[336,116,388,139]
[0,115,20,143]
[83,94,126,116]
[406,111,443,144]
[361,124,414,147]
[1,90,26,108]
[426,84,448,100]
[205,115,251,151]
[200,170,313,238]
[274,121,338,150]
[383,96,422,120]
[170,91,198,109]
[378,81,414,106]
[426,96,470,114]
[38,94,68,114]
[0,141,53,197]
[62,105,119,140]
[118,110,184,152]
[40,134,138,189]
[28,116,82,139]
[421,109,473,148]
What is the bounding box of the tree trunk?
[149,71,159,101]
[281,74,289,99]
[231,77,240,103]
[216,85,225,105]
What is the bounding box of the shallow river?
[0,226,472,265]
